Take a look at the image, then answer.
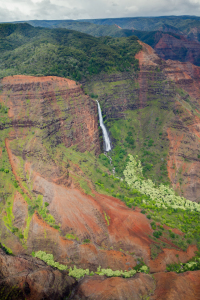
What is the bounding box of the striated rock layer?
[0,75,100,154]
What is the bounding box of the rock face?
[0,249,76,300]
[73,274,155,300]
[0,75,100,154]
[73,271,200,300]
[1,248,200,300]
[152,271,200,300]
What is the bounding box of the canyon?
[0,37,200,299]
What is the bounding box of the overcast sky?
[1,0,200,22]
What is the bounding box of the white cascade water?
[96,100,111,152]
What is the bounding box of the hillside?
[0,23,141,80]
[0,23,200,299]
[21,19,200,66]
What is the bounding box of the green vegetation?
[0,23,141,80]
[22,17,200,66]
[166,252,200,273]
[0,126,60,244]
[33,250,149,279]
[0,242,13,255]
[83,239,90,244]
[34,251,68,271]
[124,155,200,212]
[104,212,111,226]
[120,155,200,251]
[65,233,78,241]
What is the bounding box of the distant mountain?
[15,16,200,41]
[80,16,200,36]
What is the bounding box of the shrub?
[153,231,162,238]
[170,232,175,239]
[83,239,90,244]
[52,225,60,230]
[0,243,13,255]
[151,222,156,230]
[13,181,19,188]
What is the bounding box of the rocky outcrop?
[152,271,200,300]
[73,271,200,300]
[0,249,76,300]
[73,274,155,300]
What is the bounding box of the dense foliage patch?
[0,23,141,80]
[166,252,200,273]
[124,155,200,212]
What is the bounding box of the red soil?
[75,274,155,300]
[152,271,200,300]
[135,41,159,68]
[4,136,197,271]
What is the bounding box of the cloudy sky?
[1,0,200,22]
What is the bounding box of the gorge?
[0,22,200,300]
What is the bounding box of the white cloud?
[0,0,200,22]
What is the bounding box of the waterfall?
[96,100,111,152]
